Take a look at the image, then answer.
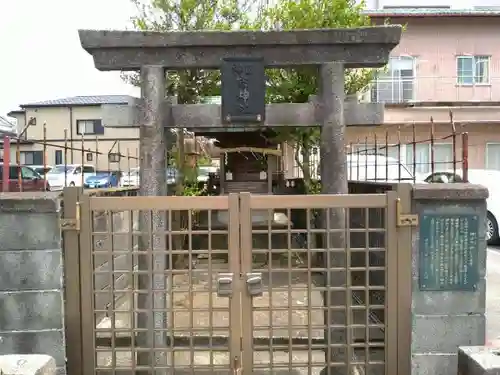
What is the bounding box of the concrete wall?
[411,184,488,375]
[0,193,65,375]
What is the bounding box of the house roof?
[7,110,24,117]
[364,8,500,18]
[20,95,136,108]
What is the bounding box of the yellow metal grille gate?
[71,192,400,375]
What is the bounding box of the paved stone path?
[95,258,383,375]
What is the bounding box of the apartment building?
[282,9,500,178]
[364,0,500,10]
[7,95,140,170]
[345,8,500,176]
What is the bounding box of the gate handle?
[246,272,263,297]
[216,273,233,297]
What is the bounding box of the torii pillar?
[79,26,402,375]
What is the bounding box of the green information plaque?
[419,213,479,291]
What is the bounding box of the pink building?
[347,8,500,173]
[285,9,500,178]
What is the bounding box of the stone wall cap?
[0,192,61,201]
[0,192,61,213]
[459,346,500,371]
[412,183,489,200]
[79,26,402,49]
[0,354,56,375]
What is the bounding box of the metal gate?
[62,188,411,375]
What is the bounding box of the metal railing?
[0,125,140,192]
[290,113,469,183]
[368,75,500,103]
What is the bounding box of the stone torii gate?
[79,26,401,375]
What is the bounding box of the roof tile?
[21,95,136,108]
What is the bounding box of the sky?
[0,0,141,119]
[3,0,499,122]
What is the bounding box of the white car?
[120,167,180,187]
[46,164,96,191]
[120,167,139,187]
[424,169,500,245]
[317,154,415,182]
[345,153,414,182]
[30,165,53,176]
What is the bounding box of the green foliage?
[125,0,380,193]
[197,155,212,166]
[250,0,375,192]
[124,0,253,104]
[182,182,205,196]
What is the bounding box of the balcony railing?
[368,76,500,104]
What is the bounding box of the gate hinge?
[60,202,81,231]
[396,198,418,227]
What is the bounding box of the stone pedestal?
[458,346,500,375]
[0,354,56,375]
[410,184,488,375]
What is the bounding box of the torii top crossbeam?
[78,26,402,70]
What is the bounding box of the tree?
[124,0,375,192]
[123,0,255,104]
[251,0,375,191]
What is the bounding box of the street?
[487,247,500,345]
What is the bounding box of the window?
[8,167,19,179]
[406,143,453,175]
[383,5,450,8]
[108,153,121,163]
[0,166,40,180]
[55,150,63,165]
[86,153,93,162]
[76,119,104,135]
[457,56,490,85]
[83,166,95,173]
[486,143,500,170]
[21,167,38,179]
[371,56,415,103]
[20,151,43,165]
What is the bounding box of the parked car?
[120,167,180,187]
[46,164,96,191]
[30,165,53,176]
[424,169,500,245]
[345,153,414,182]
[0,164,49,191]
[120,167,139,187]
[84,171,122,189]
